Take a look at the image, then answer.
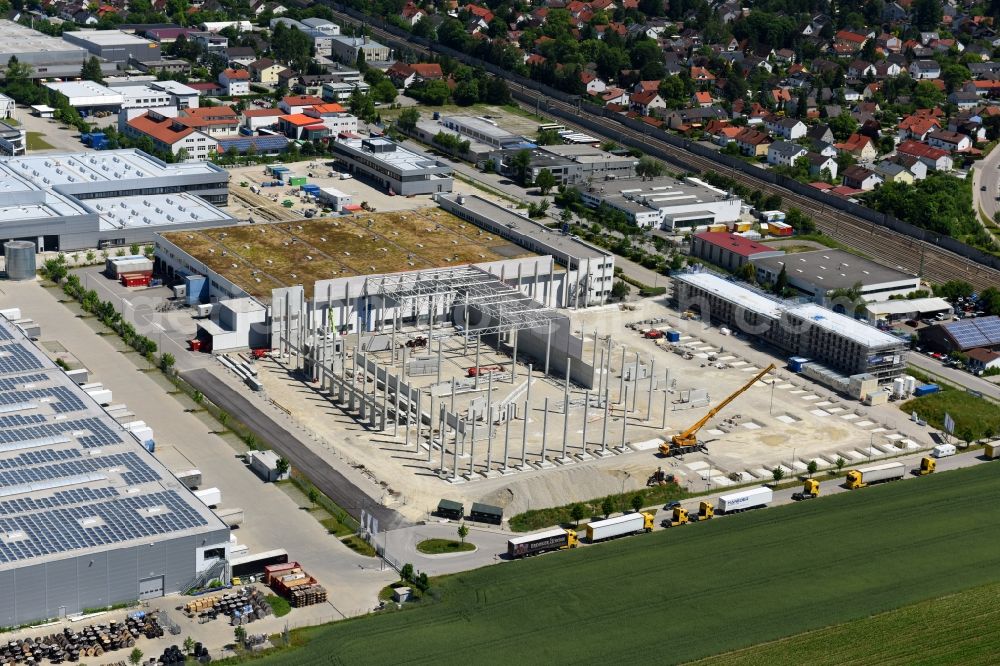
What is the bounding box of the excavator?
[658,363,777,457]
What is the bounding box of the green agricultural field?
[237,464,1000,665]
[692,580,1000,666]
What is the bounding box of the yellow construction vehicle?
[918,457,936,475]
[792,478,820,500]
[659,363,777,456]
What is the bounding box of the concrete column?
[621,385,629,449]
[584,257,591,308]
[350,352,358,411]
[646,359,655,421]
[463,307,470,354]
[521,364,532,466]
[484,371,494,472]
[544,321,552,376]
[393,372,401,437]
[547,259,554,306]
[415,390,422,454]
[631,352,640,412]
[581,390,589,452]
[453,418,460,480]
[474,334,481,389]
[427,394,435,463]
[541,397,549,459]
[427,295,434,341]
[601,388,610,454]
[561,359,570,460]
[380,366,388,431]
[618,346,626,401]
[468,414,477,476]
[597,346,605,401]
[511,329,518,381]
[440,403,447,473]
[502,417,510,470]
[562,254,570,308]
[662,369,669,430]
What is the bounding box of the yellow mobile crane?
[658,363,777,456]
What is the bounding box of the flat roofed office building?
[752,249,922,302]
[0,316,229,626]
[331,137,453,195]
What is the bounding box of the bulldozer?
[646,467,675,487]
[659,363,777,457]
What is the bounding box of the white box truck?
[585,512,654,542]
[932,443,956,458]
[846,461,905,489]
[194,487,222,507]
[175,469,202,489]
[717,487,773,514]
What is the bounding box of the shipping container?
[666,330,681,343]
[470,502,503,525]
[913,384,940,396]
[288,176,307,186]
[435,499,464,520]
[717,486,773,513]
[788,356,811,373]
[585,512,653,542]
[846,462,905,489]
[507,528,577,558]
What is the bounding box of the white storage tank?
[903,375,916,396]
[892,377,906,398]
[4,241,36,281]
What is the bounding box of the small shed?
[248,450,288,482]
[470,502,503,525]
[435,499,464,520]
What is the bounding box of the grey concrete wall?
[0,529,228,626]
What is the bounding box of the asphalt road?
[974,143,1000,223]
[908,351,1000,401]
[182,368,410,530]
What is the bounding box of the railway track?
[330,7,1000,289]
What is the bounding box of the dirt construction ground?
[248,294,936,521]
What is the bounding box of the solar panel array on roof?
[0,416,122,450]
[0,385,85,414]
[217,136,289,153]
[0,344,44,376]
[0,490,208,563]
[0,452,157,489]
[944,315,1000,349]
[0,486,118,516]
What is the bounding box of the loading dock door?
[138,576,164,600]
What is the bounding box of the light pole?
[621,471,630,495]
[869,431,874,460]
[769,379,775,416]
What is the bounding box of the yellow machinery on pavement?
[919,457,936,475]
[659,363,777,456]
[792,478,820,500]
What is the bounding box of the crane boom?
[659,363,776,456]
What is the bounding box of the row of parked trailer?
[508,449,1000,559]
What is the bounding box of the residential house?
[249,58,285,84]
[581,71,608,95]
[948,91,980,109]
[926,130,972,152]
[908,60,941,79]
[226,47,257,68]
[897,114,940,142]
[804,124,833,145]
[664,106,729,130]
[834,30,870,51]
[735,127,771,157]
[848,60,876,78]
[967,348,1000,373]
[690,66,716,82]
[806,152,838,180]
[401,2,425,25]
[0,93,13,119]
[279,95,325,114]
[386,61,417,88]
[601,88,629,105]
[842,165,884,190]
[125,110,219,160]
[765,116,807,140]
[630,90,666,115]
[896,140,954,171]
[835,133,877,162]
[873,161,915,184]
[887,153,928,180]
[219,68,250,96]
[767,140,807,166]
[692,91,714,107]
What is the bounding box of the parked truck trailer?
[985,443,1000,460]
[508,529,578,558]
[585,512,654,542]
[846,462,905,489]
[717,486,773,514]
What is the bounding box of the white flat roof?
[339,138,445,174]
[866,297,954,315]
[0,20,88,56]
[2,149,220,186]
[150,80,200,96]
[93,193,232,231]
[46,80,123,104]
[675,271,782,320]
[789,303,903,347]
[66,29,154,46]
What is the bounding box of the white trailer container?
[195,303,213,318]
[717,486,773,513]
[194,487,222,507]
[848,461,906,488]
[585,513,651,542]
[175,468,202,489]
[86,389,113,406]
[932,443,956,458]
[0,308,22,321]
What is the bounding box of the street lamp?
[621,471,630,495]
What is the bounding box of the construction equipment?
[792,479,820,500]
[468,365,503,377]
[659,363,776,456]
[918,457,936,475]
[646,467,675,486]
[643,329,665,339]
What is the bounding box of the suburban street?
[908,351,1000,400]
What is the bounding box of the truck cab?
[669,506,689,527]
[846,470,865,489]
[564,529,579,549]
[696,501,714,521]
[918,457,936,475]
[641,512,655,532]
[792,479,820,500]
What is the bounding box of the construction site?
[247,286,929,522]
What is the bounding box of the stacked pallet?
[288,584,328,608]
[0,613,162,664]
[265,562,328,608]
